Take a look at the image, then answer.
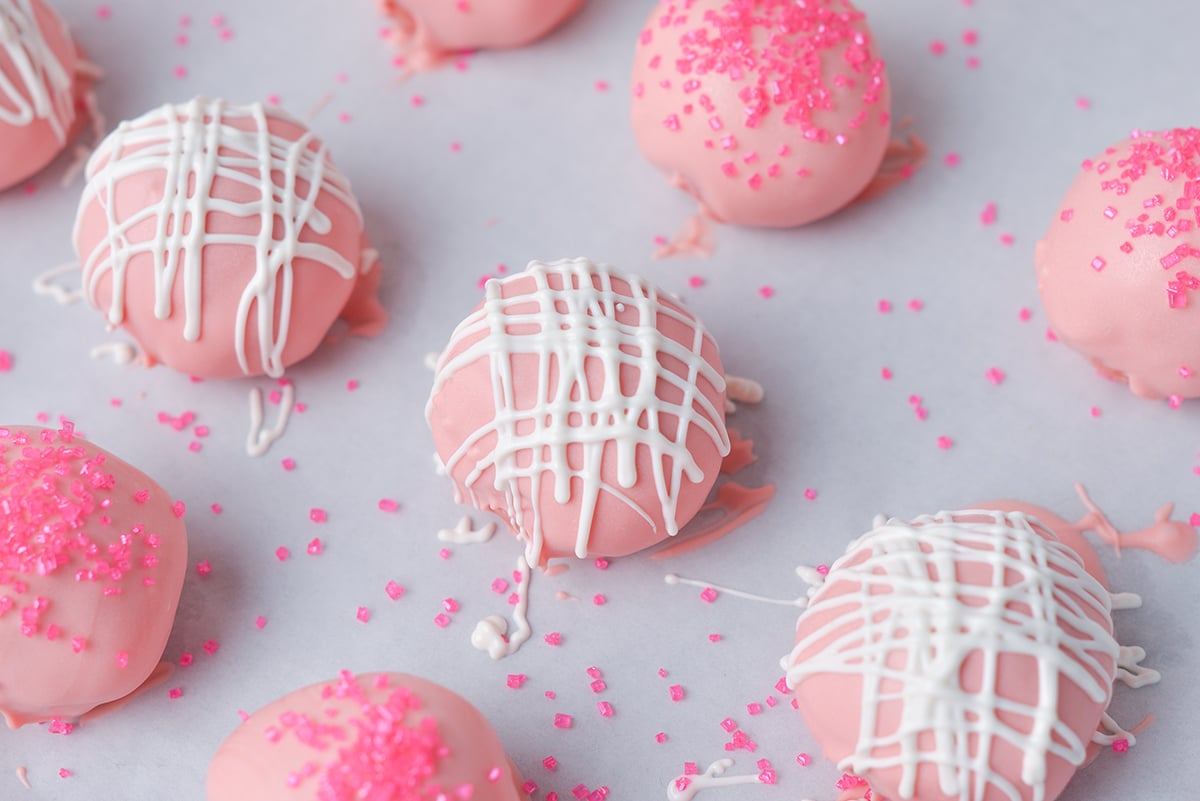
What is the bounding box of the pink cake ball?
[0,0,81,191]
[427,258,730,564]
[1036,128,1200,400]
[378,0,584,55]
[73,97,386,379]
[786,509,1122,801]
[0,423,187,728]
[630,0,892,228]
[207,671,525,801]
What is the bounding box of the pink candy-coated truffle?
[427,258,729,563]
[206,671,525,801]
[379,0,584,59]
[0,0,80,191]
[73,98,385,379]
[786,507,1120,801]
[631,0,892,227]
[0,424,188,728]
[1036,128,1200,399]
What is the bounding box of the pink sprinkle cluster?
[270,671,447,799]
[0,424,166,643]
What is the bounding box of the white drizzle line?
[786,510,1120,801]
[14,765,30,789]
[666,760,776,801]
[1115,645,1160,689]
[664,573,807,607]
[246,383,295,457]
[724,375,764,415]
[76,98,362,378]
[471,554,532,659]
[32,262,81,304]
[89,341,136,365]
[437,516,496,544]
[0,0,73,141]
[1092,713,1137,748]
[428,258,730,562]
[423,351,440,371]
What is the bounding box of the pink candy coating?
[73,99,385,379]
[0,425,188,727]
[381,0,584,53]
[0,0,80,191]
[1036,129,1200,399]
[427,260,728,562]
[631,0,892,227]
[206,671,524,801]
[789,507,1117,801]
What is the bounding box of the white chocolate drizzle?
[664,572,807,607]
[246,383,295,457]
[471,554,532,659]
[428,258,730,562]
[89,341,136,365]
[32,262,81,304]
[76,98,362,378]
[665,760,776,801]
[437,516,496,544]
[0,0,73,141]
[724,375,764,413]
[785,510,1121,801]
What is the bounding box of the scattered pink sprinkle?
[1168,394,1183,409]
[21,182,35,195]
[543,756,558,771]
[306,538,323,555]
[747,702,763,715]
[936,436,954,450]
[699,587,718,603]
[434,613,451,628]
[999,233,1015,246]
[442,597,460,613]
[944,152,960,167]
[655,733,668,743]
[1090,406,1102,418]
[708,633,721,642]
[439,548,451,559]
[1076,97,1091,110]
[688,275,705,288]
[966,55,980,69]
[202,640,219,655]
[254,616,267,629]
[195,560,212,576]
[450,142,463,153]
[758,286,774,299]
[1045,328,1058,342]
[172,501,186,518]
[188,441,202,452]
[669,685,684,701]
[908,299,924,311]
[173,65,188,79]
[281,457,296,471]
[410,94,425,108]
[544,632,562,646]
[980,202,997,226]
[796,753,811,766]
[275,547,290,561]
[594,80,609,92]
[58,769,72,779]
[218,27,234,41]
[179,653,194,667]
[491,578,509,594]
[1188,513,1200,526]
[1112,738,1129,753]
[929,40,946,56]
[378,498,400,512]
[266,93,280,106]
[720,718,737,733]
[356,607,371,623]
[877,299,892,313]
[594,558,609,570]
[507,674,527,689]
[804,488,817,500]
[962,29,979,45]
[1091,256,1106,271]
[985,367,1006,385]
[597,701,614,717]
[168,687,182,699]
[592,594,606,605]
[881,367,893,380]
[553,714,573,729]
[309,508,327,523]
[96,4,111,19]
[210,503,222,514]
[385,581,405,600]
[210,13,225,26]
[1018,307,1033,322]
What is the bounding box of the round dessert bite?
[74,97,386,379]
[784,507,1157,801]
[0,423,188,728]
[378,0,584,65]
[0,0,81,191]
[631,0,892,228]
[207,671,525,801]
[1036,128,1200,400]
[427,257,730,563]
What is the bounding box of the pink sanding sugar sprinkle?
[1000,233,1015,246]
[442,597,460,613]
[655,732,668,743]
[881,366,893,380]
[553,714,573,729]
[668,685,685,701]
[758,286,774,299]
[179,653,193,667]
[594,558,609,570]
[173,65,187,79]
[346,379,359,391]
[804,488,817,500]
[985,367,1006,385]
[980,202,997,225]
[491,578,509,594]
[255,616,267,629]
[1090,406,1102,418]
[58,769,72,778]
[545,632,562,646]
[877,299,892,313]
[708,633,721,642]
[796,753,811,766]
[699,587,719,603]
[281,457,297,471]
[433,613,451,628]
[747,702,763,715]
[1019,307,1033,322]
[908,299,924,311]
[378,498,400,512]
[929,40,946,55]
[275,546,290,561]
[168,687,183,699]
[944,152,960,167]
[385,581,405,600]
[1076,96,1092,110]
[1112,738,1130,753]
[309,508,327,523]
[306,538,323,555]
[196,560,212,576]
[202,640,220,655]
[0,350,11,371]
[543,756,558,771]
[592,594,607,605]
[356,607,371,623]
[688,276,705,288]
[172,501,186,518]
[1189,513,1200,526]
[597,701,614,717]
[936,436,954,450]
[507,674,527,689]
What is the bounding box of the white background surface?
[1,1,1198,799]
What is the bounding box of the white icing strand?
[437,516,496,544]
[1115,645,1160,689]
[471,554,532,659]
[76,98,362,378]
[359,247,379,276]
[1092,712,1137,747]
[0,0,73,141]
[423,351,440,371]
[32,262,81,304]
[665,760,772,801]
[246,383,295,457]
[794,564,827,589]
[1109,591,1142,611]
[429,258,729,562]
[89,341,136,365]
[725,375,764,405]
[786,510,1120,801]
[664,573,807,607]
